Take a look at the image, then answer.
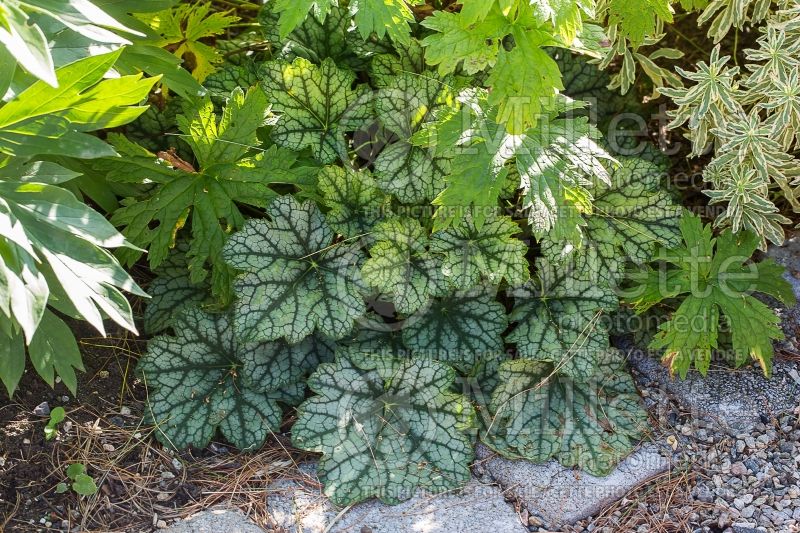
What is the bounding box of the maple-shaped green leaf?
[292,354,475,505]
[259,57,371,164]
[223,196,366,343]
[271,0,337,38]
[483,349,648,476]
[138,308,293,450]
[428,89,517,231]
[531,0,592,43]
[486,26,563,134]
[317,165,387,239]
[430,212,529,290]
[507,259,618,381]
[373,70,455,204]
[516,104,614,242]
[361,218,448,315]
[111,88,310,302]
[607,0,673,47]
[430,91,613,236]
[401,292,508,372]
[625,212,796,377]
[136,3,239,82]
[144,242,211,335]
[420,8,509,75]
[351,0,415,44]
[542,156,682,288]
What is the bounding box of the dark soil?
[0,322,148,533]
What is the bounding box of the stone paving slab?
[622,337,800,433]
[266,463,527,533]
[160,508,267,533]
[475,443,671,529]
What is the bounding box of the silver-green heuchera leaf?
[361,217,448,315]
[317,165,388,240]
[259,57,371,164]
[292,354,475,506]
[240,332,336,391]
[222,195,366,343]
[542,156,682,288]
[144,242,209,335]
[402,291,508,372]
[507,259,618,381]
[138,308,294,450]
[483,349,648,476]
[430,212,529,290]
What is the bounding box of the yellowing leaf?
[137,3,238,82]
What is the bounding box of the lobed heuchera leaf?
[483,349,649,476]
[259,57,371,164]
[430,212,529,290]
[507,259,618,381]
[144,242,210,335]
[222,196,366,343]
[317,165,388,240]
[373,70,455,204]
[138,308,293,450]
[240,333,336,392]
[292,354,475,506]
[625,212,796,377]
[542,156,682,288]
[361,217,448,315]
[401,292,508,372]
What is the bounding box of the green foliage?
[110,87,314,303]
[483,349,649,475]
[507,260,617,381]
[259,57,370,164]
[44,406,66,440]
[135,2,239,82]
[57,463,98,496]
[222,195,366,343]
[661,7,800,247]
[541,156,683,288]
[626,212,796,377]
[138,307,301,450]
[292,354,475,506]
[0,0,140,87]
[6,0,793,512]
[127,5,697,508]
[0,51,153,397]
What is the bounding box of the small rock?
[740,505,755,519]
[528,516,543,527]
[102,443,115,452]
[160,471,175,480]
[744,459,760,473]
[730,462,748,476]
[120,406,131,416]
[156,492,171,501]
[360,527,373,533]
[33,402,50,416]
[172,458,183,471]
[156,520,167,528]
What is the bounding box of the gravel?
[568,362,800,533]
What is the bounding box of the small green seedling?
[44,407,66,441]
[56,464,98,496]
